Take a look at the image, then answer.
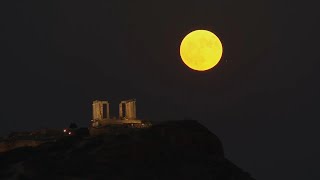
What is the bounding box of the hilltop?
[0,120,255,180]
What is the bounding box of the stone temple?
[91,99,146,128]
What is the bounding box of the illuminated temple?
[91,99,147,128]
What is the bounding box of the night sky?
[1,1,319,179]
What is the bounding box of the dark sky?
[1,0,319,179]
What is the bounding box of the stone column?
[129,102,133,119]
[125,103,128,119]
[98,102,101,120]
[98,102,102,120]
[93,101,101,120]
[119,103,123,119]
[125,102,130,119]
[126,102,129,119]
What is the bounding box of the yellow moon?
[180,30,223,71]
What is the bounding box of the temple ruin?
[91,99,145,128]
[119,99,136,120]
[92,100,110,121]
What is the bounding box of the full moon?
[180,30,223,71]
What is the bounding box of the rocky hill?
[0,120,255,180]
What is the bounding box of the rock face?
[0,120,255,180]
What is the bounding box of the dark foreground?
[0,120,255,180]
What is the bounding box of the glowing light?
[68,132,72,135]
[180,30,223,71]
[63,129,67,133]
